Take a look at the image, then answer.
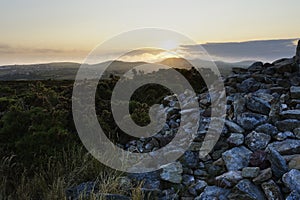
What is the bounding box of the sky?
[0,0,300,65]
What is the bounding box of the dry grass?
[0,146,140,200]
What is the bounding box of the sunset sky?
[0,0,299,65]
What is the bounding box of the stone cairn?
[67,41,300,200]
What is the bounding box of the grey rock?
[245,131,271,151]
[291,86,300,99]
[225,120,245,133]
[228,179,266,200]
[275,119,300,132]
[253,168,273,184]
[227,133,244,146]
[242,167,260,178]
[286,190,300,200]
[97,193,131,200]
[280,110,300,120]
[267,147,288,178]
[193,180,207,193]
[128,171,161,190]
[246,95,271,115]
[274,131,295,141]
[255,123,278,137]
[237,112,268,130]
[160,162,183,184]
[215,171,243,188]
[195,186,230,200]
[282,169,300,193]
[222,146,252,171]
[267,139,300,155]
[273,58,297,73]
[66,182,97,200]
[182,174,195,186]
[294,128,300,139]
[179,150,199,168]
[237,78,261,93]
[261,180,283,200]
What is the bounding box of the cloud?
[181,38,299,62]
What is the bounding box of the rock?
[215,171,243,188]
[249,150,270,169]
[228,179,266,200]
[245,131,271,151]
[246,95,271,115]
[66,182,97,200]
[237,78,261,93]
[242,167,260,178]
[274,131,295,141]
[195,186,230,200]
[160,162,183,184]
[248,62,263,71]
[273,58,297,73]
[227,133,244,146]
[294,128,300,139]
[97,193,131,200]
[267,147,289,178]
[237,112,268,130]
[267,139,300,155]
[282,169,300,193]
[286,190,300,200]
[255,123,278,137]
[193,180,207,193]
[179,150,199,168]
[261,180,283,200]
[280,110,300,120]
[128,171,161,190]
[276,119,300,132]
[222,146,252,171]
[233,94,246,122]
[288,155,300,170]
[296,40,300,64]
[291,86,300,99]
[225,120,245,133]
[253,168,273,184]
[182,174,195,186]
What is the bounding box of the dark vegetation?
[0,67,215,199]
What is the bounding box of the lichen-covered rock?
[267,147,289,178]
[291,86,300,99]
[228,179,266,200]
[160,162,183,184]
[215,171,243,188]
[282,169,300,193]
[267,139,300,155]
[242,167,260,178]
[227,133,244,146]
[195,186,230,200]
[276,119,300,132]
[255,123,278,137]
[261,180,283,200]
[222,146,252,171]
[253,168,273,184]
[245,131,271,151]
[237,112,268,130]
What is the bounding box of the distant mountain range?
[0,58,255,80]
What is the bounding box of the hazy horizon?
[1,0,299,65]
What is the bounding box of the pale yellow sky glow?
[0,0,299,65]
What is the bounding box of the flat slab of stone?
[280,110,300,120]
[291,86,300,99]
[267,139,300,155]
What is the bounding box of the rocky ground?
[67,41,300,199]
